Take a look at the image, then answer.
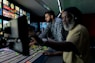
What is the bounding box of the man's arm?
[31,36,79,55]
[44,41,78,53]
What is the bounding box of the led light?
[57,0,62,13]
[43,4,50,10]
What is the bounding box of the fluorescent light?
[57,13,61,17]
[57,0,62,12]
[35,0,50,10]
[43,4,50,10]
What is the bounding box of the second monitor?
[10,15,30,56]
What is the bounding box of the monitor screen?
[0,2,2,15]
[3,20,10,29]
[0,19,2,29]
[20,9,23,16]
[0,0,2,2]
[10,15,30,56]
[15,14,19,19]
[10,3,14,9]
[40,22,48,32]
[3,9,9,17]
[15,6,19,14]
[0,8,2,15]
[26,13,30,24]
[3,0,9,6]
[3,9,15,18]
[23,10,26,15]
[30,22,38,32]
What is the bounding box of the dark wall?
[82,14,95,37]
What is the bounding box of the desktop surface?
[0,47,46,63]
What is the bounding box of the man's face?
[61,11,75,31]
[45,13,52,22]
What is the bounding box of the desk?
[0,48,47,63]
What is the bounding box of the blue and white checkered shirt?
[39,17,67,42]
[39,17,68,52]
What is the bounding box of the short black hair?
[45,10,55,18]
[64,7,82,24]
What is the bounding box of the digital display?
[26,13,30,20]
[3,20,10,29]
[23,10,26,15]
[10,12,15,18]
[0,19,2,29]
[0,0,2,2]
[0,19,2,23]
[40,22,48,29]
[20,13,23,16]
[0,9,2,15]
[15,6,19,11]
[10,3,14,9]
[3,9,9,17]
[27,20,30,24]
[0,2,2,8]
[20,9,23,16]
[30,22,38,31]
[3,4,11,10]
[3,9,15,18]
[0,23,2,29]
[3,0,6,4]
[15,14,19,19]
[26,13,30,24]
[15,6,19,14]
[3,0,9,6]
[40,22,49,32]
[20,9,22,14]
[0,3,2,15]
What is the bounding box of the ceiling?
[13,0,95,16]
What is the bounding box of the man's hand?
[29,35,45,46]
[29,37,37,46]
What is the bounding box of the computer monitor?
[10,15,30,56]
[3,20,10,30]
[40,22,48,32]
[30,22,38,32]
